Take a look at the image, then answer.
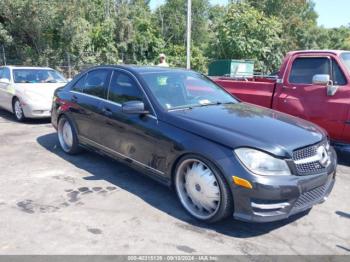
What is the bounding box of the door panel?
[69,69,111,144]
[0,82,9,109]
[99,101,164,172]
[0,68,11,110]
[273,56,350,141]
[99,70,165,175]
[71,92,105,143]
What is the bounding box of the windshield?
[13,69,67,83]
[141,71,238,110]
[340,52,350,72]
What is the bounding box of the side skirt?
[78,136,171,187]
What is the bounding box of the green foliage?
[115,0,164,64]
[210,2,283,73]
[154,0,210,47]
[163,44,208,72]
[0,0,348,75]
[317,26,350,50]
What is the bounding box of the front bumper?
[227,148,337,223]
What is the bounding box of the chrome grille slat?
[292,141,328,175]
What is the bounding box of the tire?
[174,154,234,223]
[57,115,81,154]
[12,98,26,122]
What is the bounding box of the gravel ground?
[0,108,349,255]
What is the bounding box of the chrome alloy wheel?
[58,118,73,152]
[14,100,23,120]
[175,159,221,220]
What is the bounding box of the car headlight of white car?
[234,148,291,176]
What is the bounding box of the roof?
[287,50,350,56]
[128,65,190,74]
[83,64,191,75]
[2,65,53,70]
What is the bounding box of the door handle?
[71,94,78,102]
[102,107,113,117]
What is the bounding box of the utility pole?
[105,0,110,19]
[2,45,6,65]
[186,0,191,69]
[66,52,71,79]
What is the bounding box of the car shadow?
[37,132,310,238]
[0,108,50,125]
[335,148,350,167]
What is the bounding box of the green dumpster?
[208,59,254,77]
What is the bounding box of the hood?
[163,102,326,157]
[16,83,66,102]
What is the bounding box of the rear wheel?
[13,98,25,122]
[174,155,234,223]
[57,116,81,154]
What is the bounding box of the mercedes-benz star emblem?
[317,145,330,167]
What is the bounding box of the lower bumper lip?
[251,202,290,210]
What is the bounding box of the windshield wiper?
[168,101,235,111]
[196,101,223,107]
[168,105,194,111]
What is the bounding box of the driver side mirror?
[312,74,338,96]
[122,100,149,115]
[0,78,10,84]
[312,74,330,85]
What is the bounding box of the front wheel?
[57,116,81,154]
[174,155,234,223]
[13,98,26,122]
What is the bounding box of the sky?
[149,0,350,29]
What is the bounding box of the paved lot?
[0,108,349,255]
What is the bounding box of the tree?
[163,44,208,72]
[210,2,283,73]
[0,0,348,76]
[246,0,319,51]
[321,26,350,50]
[115,0,164,64]
[154,0,210,47]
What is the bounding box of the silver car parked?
[0,66,67,121]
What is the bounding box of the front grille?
[295,161,324,174]
[293,143,318,161]
[292,141,329,175]
[293,179,332,210]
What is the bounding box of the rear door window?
[0,68,4,79]
[3,68,10,81]
[71,74,87,92]
[83,69,110,99]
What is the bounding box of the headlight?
[234,148,291,176]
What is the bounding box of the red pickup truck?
[212,50,350,146]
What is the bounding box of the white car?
[0,66,67,121]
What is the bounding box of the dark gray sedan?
[51,66,336,223]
